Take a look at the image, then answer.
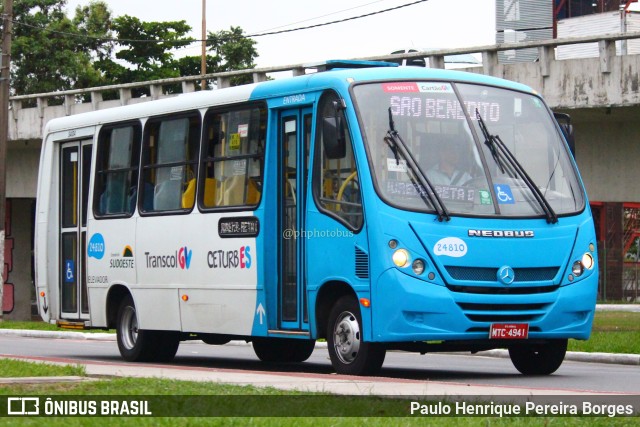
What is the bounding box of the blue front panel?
[367,203,598,342]
[246,66,598,344]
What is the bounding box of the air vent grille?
[355,247,369,279]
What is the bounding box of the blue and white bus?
[35,61,598,376]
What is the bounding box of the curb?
[1,328,638,366]
[595,304,640,312]
[0,376,95,385]
[476,349,640,366]
[0,328,116,341]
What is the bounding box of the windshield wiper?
[475,109,558,224]
[384,108,450,222]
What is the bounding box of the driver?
[426,134,472,186]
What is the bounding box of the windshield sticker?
[232,159,247,176]
[387,158,408,172]
[494,184,515,204]
[417,83,454,93]
[434,237,468,258]
[238,124,248,138]
[479,190,492,205]
[229,133,241,150]
[170,166,183,180]
[383,83,419,93]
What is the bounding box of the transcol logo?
[178,247,192,270]
[144,246,192,270]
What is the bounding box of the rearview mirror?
[554,112,575,158]
[322,101,347,159]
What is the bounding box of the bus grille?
[446,266,559,282]
[456,302,549,323]
[355,247,369,279]
[447,284,560,295]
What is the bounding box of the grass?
[568,311,640,354]
[0,321,62,332]
[0,359,85,378]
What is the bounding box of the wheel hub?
[333,311,360,364]
[120,306,138,350]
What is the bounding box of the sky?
[64,0,496,68]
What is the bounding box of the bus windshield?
[353,81,585,218]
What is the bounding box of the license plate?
[489,323,529,339]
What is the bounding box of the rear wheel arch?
[106,284,132,329]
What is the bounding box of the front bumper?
[372,268,597,343]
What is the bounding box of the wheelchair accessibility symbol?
[64,260,75,283]
[494,184,515,204]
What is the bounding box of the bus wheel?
[253,338,316,363]
[116,295,157,362]
[327,296,385,376]
[508,339,567,375]
[152,331,180,362]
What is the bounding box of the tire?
[152,331,180,362]
[116,295,180,362]
[327,296,385,376]
[253,338,316,363]
[508,339,567,375]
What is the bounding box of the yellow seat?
[247,178,261,205]
[203,178,217,207]
[181,179,196,209]
[182,178,218,208]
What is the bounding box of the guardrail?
[8,31,640,119]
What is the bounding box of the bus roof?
[44,65,536,135]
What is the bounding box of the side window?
[140,114,200,213]
[314,92,363,229]
[199,104,266,209]
[94,123,141,217]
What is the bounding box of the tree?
[2,1,260,95]
[177,26,258,88]
[106,23,259,90]
[96,15,193,85]
[4,0,112,95]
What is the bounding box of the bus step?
[57,320,87,330]
[267,329,310,337]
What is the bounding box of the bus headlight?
[572,261,584,277]
[581,252,594,270]
[412,259,425,275]
[572,252,595,278]
[392,249,410,268]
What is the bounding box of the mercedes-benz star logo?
[497,266,515,285]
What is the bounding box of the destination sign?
[218,216,260,238]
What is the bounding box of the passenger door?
[278,108,313,331]
[59,140,93,320]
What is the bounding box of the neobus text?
[468,230,534,238]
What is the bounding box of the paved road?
[1,333,639,398]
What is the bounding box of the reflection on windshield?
[353,81,585,218]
